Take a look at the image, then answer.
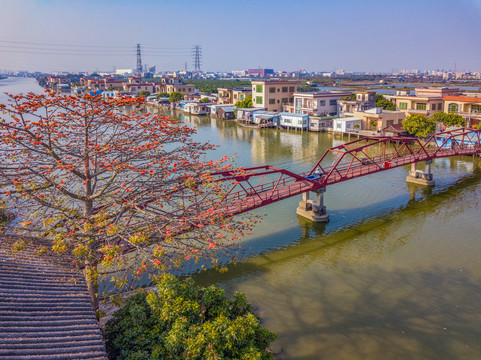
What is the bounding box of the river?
[2,77,481,359]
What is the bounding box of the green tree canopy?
[431,112,466,127]
[235,95,253,109]
[169,91,184,103]
[156,92,169,99]
[139,90,151,98]
[105,274,277,360]
[199,97,210,103]
[403,114,436,137]
[375,94,396,110]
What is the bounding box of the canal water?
[3,77,481,359]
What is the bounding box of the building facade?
[385,87,459,117]
[251,80,302,112]
[443,95,481,126]
[285,91,351,116]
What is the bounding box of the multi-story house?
[251,80,302,112]
[338,91,376,114]
[385,87,459,117]
[217,88,252,105]
[285,91,350,116]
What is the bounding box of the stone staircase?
[0,236,108,359]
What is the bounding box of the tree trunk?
[84,264,99,313]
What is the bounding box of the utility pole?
[136,43,142,75]
[192,45,201,73]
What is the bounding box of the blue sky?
[1,0,481,73]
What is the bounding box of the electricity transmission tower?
[136,43,142,75]
[192,45,202,72]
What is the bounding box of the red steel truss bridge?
[207,128,481,217]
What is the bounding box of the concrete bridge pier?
[406,159,435,186]
[296,187,330,222]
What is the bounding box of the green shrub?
[104,274,276,360]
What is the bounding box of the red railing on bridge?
[208,128,481,215]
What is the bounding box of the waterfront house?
[236,107,265,123]
[217,106,236,120]
[252,80,302,112]
[166,84,196,96]
[333,116,362,132]
[278,112,309,130]
[252,112,280,127]
[309,115,336,132]
[338,91,376,115]
[285,91,350,116]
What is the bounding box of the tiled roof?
[0,235,107,359]
[443,96,481,103]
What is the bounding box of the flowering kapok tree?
[0,91,255,309]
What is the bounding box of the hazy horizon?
[1,0,481,74]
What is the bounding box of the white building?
[278,112,309,130]
[332,117,362,132]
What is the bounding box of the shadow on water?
[262,266,481,360]
[189,163,481,359]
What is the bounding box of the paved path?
[0,236,108,359]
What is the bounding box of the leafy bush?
[105,274,276,360]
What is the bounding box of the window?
[438,103,442,110]
[329,100,337,106]
[269,87,276,93]
[320,100,326,106]
[282,87,288,92]
[282,98,289,104]
[432,104,437,110]
[472,105,481,113]
[289,87,294,92]
[256,96,263,104]
[337,123,342,129]
[284,118,291,124]
[269,99,275,104]
[448,103,458,113]
[416,103,427,110]
[240,95,244,100]
[256,85,263,93]
[399,102,407,109]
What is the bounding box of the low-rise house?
[278,112,309,130]
[285,91,350,116]
[333,116,362,132]
[443,95,481,127]
[217,106,236,120]
[309,115,336,132]
[236,108,265,122]
[252,112,280,127]
[210,104,235,116]
[182,102,209,115]
[382,123,409,137]
[353,107,405,131]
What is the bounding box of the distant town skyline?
[1,0,481,73]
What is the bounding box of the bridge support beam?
[296,187,329,222]
[406,159,435,186]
